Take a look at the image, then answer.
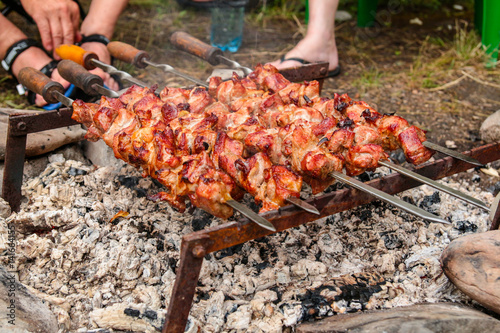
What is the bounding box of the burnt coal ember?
[455,220,479,234]
[0,152,495,332]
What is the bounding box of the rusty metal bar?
[162,235,208,333]
[162,141,500,332]
[1,108,78,212]
[490,192,500,230]
[2,131,27,212]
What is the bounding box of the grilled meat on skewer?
[209,64,433,166]
[72,85,302,217]
[71,63,435,218]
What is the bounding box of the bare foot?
[268,36,339,72]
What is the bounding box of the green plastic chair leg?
[482,0,500,67]
[357,0,378,27]
[474,0,483,35]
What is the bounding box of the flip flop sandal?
[175,0,216,9]
[280,55,341,78]
[42,84,76,110]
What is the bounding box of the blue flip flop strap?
[42,84,75,110]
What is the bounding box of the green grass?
[351,67,384,93]
[408,21,486,90]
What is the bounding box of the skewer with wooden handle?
[56,44,149,88]
[17,67,73,107]
[170,31,252,75]
[107,41,209,88]
[330,171,450,224]
[57,60,120,97]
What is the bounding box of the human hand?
[34,68,71,107]
[20,0,81,55]
[81,41,119,91]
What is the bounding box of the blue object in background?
[210,1,247,52]
[42,84,75,110]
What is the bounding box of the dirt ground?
[1,1,499,183]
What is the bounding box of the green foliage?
[250,0,305,20]
[339,0,474,11]
[352,67,384,93]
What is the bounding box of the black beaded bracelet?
[79,34,110,46]
[1,38,41,73]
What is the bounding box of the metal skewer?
[18,67,73,108]
[226,200,275,231]
[423,141,483,167]
[330,171,450,224]
[90,60,149,88]
[285,197,320,215]
[56,44,149,88]
[57,60,120,98]
[379,159,489,210]
[170,31,252,76]
[107,41,208,88]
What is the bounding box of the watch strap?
[80,34,110,46]
[1,38,41,73]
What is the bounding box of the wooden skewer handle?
[107,41,149,68]
[57,60,103,96]
[170,31,223,66]
[55,44,98,70]
[17,67,65,104]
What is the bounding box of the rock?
[296,303,500,332]
[440,230,500,314]
[0,266,59,332]
[480,109,500,143]
[335,10,352,22]
[82,139,125,168]
[0,197,10,218]
[445,140,457,149]
[0,114,86,161]
[90,302,165,332]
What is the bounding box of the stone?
[90,302,165,332]
[81,139,125,168]
[0,197,11,218]
[0,266,59,332]
[480,109,500,143]
[335,10,352,22]
[440,230,500,314]
[0,114,86,161]
[296,303,500,332]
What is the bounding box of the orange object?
[55,44,87,66]
[109,210,129,223]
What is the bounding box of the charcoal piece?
[487,181,500,195]
[454,220,478,234]
[381,233,403,249]
[123,308,140,318]
[419,192,440,211]
[68,166,88,176]
[191,209,214,231]
[116,175,139,189]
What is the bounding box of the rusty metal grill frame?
[2,110,499,333]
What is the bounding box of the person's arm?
[20,0,81,53]
[80,0,128,39]
[80,0,128,90]
[0,14,53,77]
